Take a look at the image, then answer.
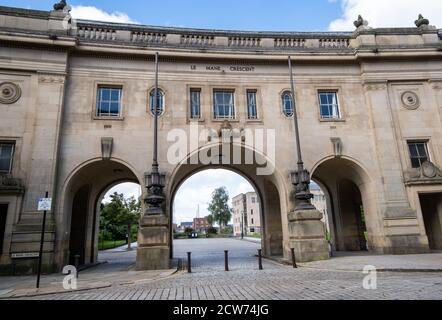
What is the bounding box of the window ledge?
[188,118,205,123]
[246,119,263,124]
[93,116,125,121]
[319,118,346,123]
[212,119,240,123]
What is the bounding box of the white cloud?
[70,5,138,24]
[173,169,255,224]
[329,0,442,31]
[103,183,142,203]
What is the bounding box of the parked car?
[188,232,199,239]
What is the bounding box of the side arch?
[55,158,142,268]
[312,156,382,253]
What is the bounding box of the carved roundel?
[421,161,437,178]
[401,91,420,110]
[0,82,22,104]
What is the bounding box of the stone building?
[193,217,210,234]
[0,3,442,273]
[232,192,261,236]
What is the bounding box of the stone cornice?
[0,5,441,57]
[0,6,49,20]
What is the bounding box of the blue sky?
[3,1,441,31]
[0,0,341,31]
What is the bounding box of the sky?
[2,0,442,31]
[103,170,254,225]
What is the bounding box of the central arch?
[166,143,287,258]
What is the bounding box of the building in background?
[193,217,210,233]
[180,222,193,231]
[232,192,261,237]
[311,185,330,235]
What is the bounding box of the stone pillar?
[288,210,329,262]
[136,214,170,270]
[364,81,429,253]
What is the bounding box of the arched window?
[149,89,164,115]
[281,90,294,117]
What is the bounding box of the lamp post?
[288,56,315,212]
[144,52,165,215]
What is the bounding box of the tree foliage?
[100,192,141,249]
[207,187,232,230]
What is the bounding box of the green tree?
[207,187,232,231]
[100,192,141,250]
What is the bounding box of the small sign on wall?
[37,198,52,211]
[11,252,40,259]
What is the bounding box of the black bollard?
[258,249,263,270]
[291,248,298,269]
[224,250,229,271]
[187,252,192,273]
[74,254,80,278]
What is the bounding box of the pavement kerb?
[260,256,442,273]
[0,267,180,300]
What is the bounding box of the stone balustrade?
[131,31,167,44]
[228,36,261,48]
[76,26,116,41]
[274,38,306,48]
[181,34,215,47]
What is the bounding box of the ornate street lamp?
[288,56,315,212]
[144,52,166,215]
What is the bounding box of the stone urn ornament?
[53,0,71,12]
[354,15,369,30]
[415,14,429,28]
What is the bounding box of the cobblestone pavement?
[12,239,442,300]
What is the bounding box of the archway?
[419,193,442,251]
[167,143,286,260]
[60,159,141,267]
[312,157,374,253]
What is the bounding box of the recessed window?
[408,141,430,168]
[213,90,235,119]
[247,90,258,120]
[319,92,340,119]
[149,88,165,116]
[96,86,122,117]
[190,89,201,119]
[0,143,14,173]
[281,90,294,117]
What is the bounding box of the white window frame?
[407,140,430,168]
[149,88,165,116]
[318,91,341,120]
[0,143,15,174]
[96,86,123,118]
[247,89,258,120]
[281,90,294,118]
[190,88,201,119]
[213,90,235,120]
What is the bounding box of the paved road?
[12,239,442,300]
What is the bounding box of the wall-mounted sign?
[37,198,52,211]
[191,65,256,72]
[11,252,40,259]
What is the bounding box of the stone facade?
[0,4,442,273]
[232,192,261,236]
